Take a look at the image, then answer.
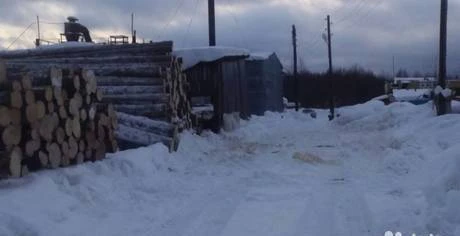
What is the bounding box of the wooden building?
[175,47,249,132]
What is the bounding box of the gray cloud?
[1,0,459,75]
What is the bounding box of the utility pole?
[131,13,136,44]
[208,0,216,46]
[35,15,40,47]
[292,25,299,111]
[326,15,335,121]
[392,55,395,79]
[437,0,448,115]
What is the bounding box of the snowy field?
[1,101,460,236]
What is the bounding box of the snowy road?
[1,101,460,236]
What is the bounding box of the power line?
[222,0,249,48]
[7,22,36,49]
[181,0,202,47]
[158,0,187,39]
[334,0,368,25]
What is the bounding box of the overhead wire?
[7,22,36,49]
[181,0,202,47]
[157,0,186,39]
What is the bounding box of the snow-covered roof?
[173,46,249,70]
[247,52,274,61]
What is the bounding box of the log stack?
[0,41,191,153]
[0,61,117,179]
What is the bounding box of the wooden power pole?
[292,25,299,111]
[437,0,448,115]
[326,15,335,120]
[208,0,216,46]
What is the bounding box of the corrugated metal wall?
[246,54,284,115]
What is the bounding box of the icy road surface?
[1,101,459,236]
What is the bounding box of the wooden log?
[112,104,166,118]
[58,106,68,119]
[53,87,64,106]
[102,93,169,104]
[71,118,81,139]
[5,67,64,88]
[7,63,163,78]
[1,125,21,147]
[25,139,41,157]
[24,90,35,105]
[9,91,23,109]
[0,41,173,59]
[22,75,33,90]
[39,114,59,142]
[0,106,11,126]
[5,55,173,65]
[98,85,164,95]
[25,103,38,124]
[47,143,61,169]
[88,105,96,120]
[68,136,78,159]
[115,124,173,150]
[38,151,48,168]
[64,119,73,137]
[96,76,164,86]
[55,127,65,145]
[80,108,87,121]
[8,147,22,178]
[47,102,55,113]
[116,112,176,137]
[35,101,46,120]
[10,109,21,125]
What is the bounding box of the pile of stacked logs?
[0,61,117,178]
[0,41,191,153]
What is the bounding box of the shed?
[173,47,249,132]
[245,52,284,115]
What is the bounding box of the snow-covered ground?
[1,101,460,236]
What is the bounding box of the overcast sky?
[1,0,459,75]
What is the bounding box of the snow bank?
[423,145,460,235]
[393,89,431,101]
[173,47,249,70]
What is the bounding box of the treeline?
[284,66,386,108]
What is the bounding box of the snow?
[393,89,431,101]
[247,52,274,61]
[1,101,460,235]
[173,47,249,70]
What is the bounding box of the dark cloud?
[1,0,459,75]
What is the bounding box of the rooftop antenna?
[35,15,40,47]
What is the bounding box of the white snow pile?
[393,89,431,101]
[1,100,460,235]
[173,47,249,70]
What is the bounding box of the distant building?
[393,77,436,89]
